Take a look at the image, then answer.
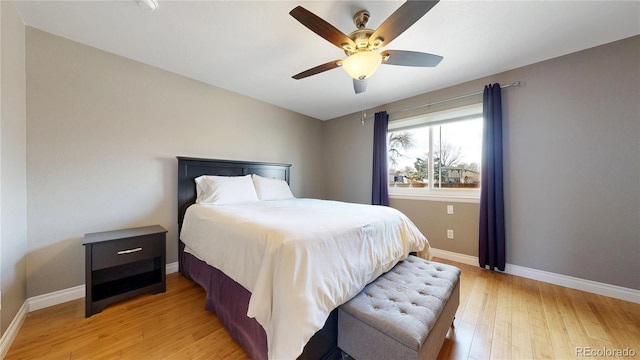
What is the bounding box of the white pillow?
[252,174,295,201]
[195,174,259,205]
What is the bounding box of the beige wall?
[324,36,640,290]
[1,1,28,335]
[390,200,479,255]
[322,114,373,204]
[25,28,325,297]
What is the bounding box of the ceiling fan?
[290,1,443,94]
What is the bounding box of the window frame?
[387,103,483,203]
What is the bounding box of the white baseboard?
[430,248,640,304]
[0,301,28,359]
[28,284,85,312]
[166,261,179,274]
[429,248,478,266]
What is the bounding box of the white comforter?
[180,198,429,359]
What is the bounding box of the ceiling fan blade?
[381,50,443,67]
[370,1,439,48]
[290,6,356,50]
[292,60,342,80]
[354,79,368,94]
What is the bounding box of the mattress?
[180,198,429,359]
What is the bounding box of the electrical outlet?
[447,205,454,214]
[447,229,454,239]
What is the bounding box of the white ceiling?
[13,1,640,120]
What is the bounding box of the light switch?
[447,205,454,214]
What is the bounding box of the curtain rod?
[362,81,521,122]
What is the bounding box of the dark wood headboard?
[177,157,291,228]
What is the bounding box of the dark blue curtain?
[479,83,506,271]
[372,111,389,206]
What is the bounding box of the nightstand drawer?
[92,234,162,270]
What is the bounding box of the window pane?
[432,118,482,189]
[388,128,429,188]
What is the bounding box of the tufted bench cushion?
[338,255,460,360]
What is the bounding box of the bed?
[176,157,429,360]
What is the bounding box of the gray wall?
[1,1,28,335]
[25,28,325,297]
[324,36,640,290]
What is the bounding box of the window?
[387,104,483,201]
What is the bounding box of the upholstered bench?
[338,255,460,360]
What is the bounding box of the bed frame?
[176,157,340,360]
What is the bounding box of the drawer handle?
[117,247,143,255]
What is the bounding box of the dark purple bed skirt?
[181,245,267,359]
[179,241,340,360]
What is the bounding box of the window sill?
[389,189,480,203]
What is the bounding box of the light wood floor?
[6,259,640,360]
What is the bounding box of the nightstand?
[83,225,167,317]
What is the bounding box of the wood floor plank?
[524,279,555,359]
[459,271,487,325]
[567,287,610,344]
[467,271,497,360]
[439,319,474,360]
[489,274,512,360]
[451,262,476,317]
[539,282,578,359]
[509,275,534,359]
[6,260,639,360]
[551,285,586,350]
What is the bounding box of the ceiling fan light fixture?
[342,51,382,80]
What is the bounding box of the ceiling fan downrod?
[353,10,370,29]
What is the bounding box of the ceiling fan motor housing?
[343,10,383,55]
